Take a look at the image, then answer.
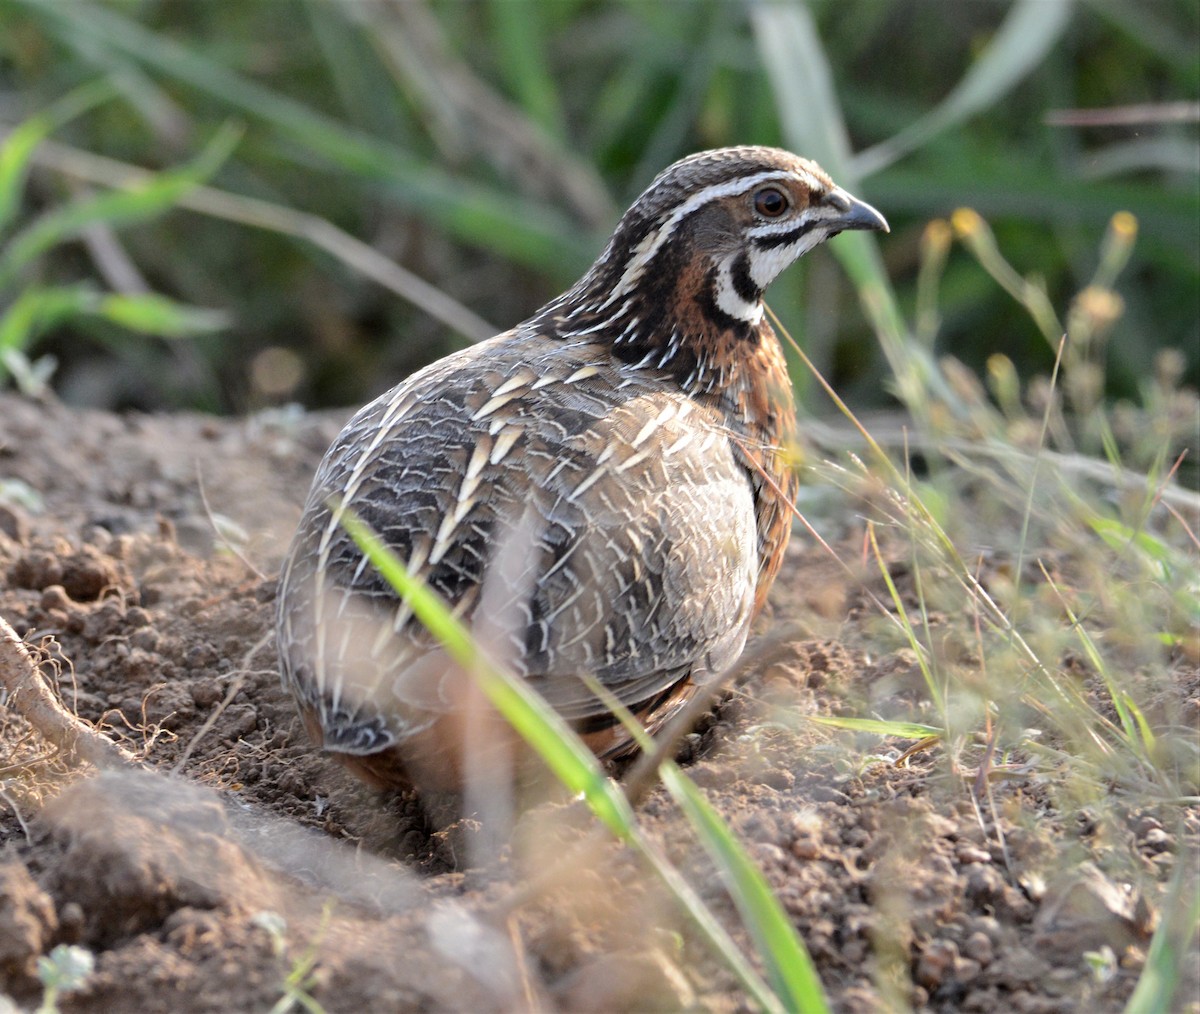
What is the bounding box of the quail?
[277,146,888,791]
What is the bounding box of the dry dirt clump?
[0,390,1195,1013]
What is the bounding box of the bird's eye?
[753,187,789,218]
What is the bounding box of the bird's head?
[535,146,888,392]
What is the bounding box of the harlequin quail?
[277,146,887,791]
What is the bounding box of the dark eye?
[753,187,788,218]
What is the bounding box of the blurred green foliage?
[0,0,1195,415]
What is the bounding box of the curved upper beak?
[823,187,889,235]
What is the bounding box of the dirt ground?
[0,389,1195,1013]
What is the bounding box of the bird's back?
[277,331,766,787]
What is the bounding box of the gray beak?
[823,188,889,235]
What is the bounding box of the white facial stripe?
[604,169,805,308]
[715,253,765,324]
[748,233,826,289]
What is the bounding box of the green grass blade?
[487,0,566,141]
[302,0,411,141]
[0,284,98,363]
[866,524,945,713]
[748,2,854,175]
[342,511,793,1010]
[853,0,1073,177]
[0,285,227,384]
[96,293,229,338]
[574,671,829,1012]
[1123,857,1199,1013]
[865,164,1199,253]
[339,509,635,838]
[749,1,956,417]
[806,716,943,739]
[0,79,118,238]
[660,764,831,1013]
[635,829,788,1014]
[0,122,242,290]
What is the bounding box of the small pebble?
[791,836,821,860]
[915,939,959,989]
[954,957,982,983]
[1139,828,1170,853]
[0,504,29,543]
[39,584,72,612]
[963,931,994,966]
[1133,815,1163,837]
[956,844,992,865]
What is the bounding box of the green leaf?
[806,716,944,739]
[1089,516,1174,567]
[97,293,228,338]
[36,944,93,992]
[1124,857,1199,1013]
[0,284,100,359]
[0,122,243,291]
[0,286,227,385]
[0,78,116,238]
[661,765,831,1013]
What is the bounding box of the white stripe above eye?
[598,169,811,312]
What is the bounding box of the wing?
[277,336,759,746]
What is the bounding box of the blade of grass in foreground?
[1123,855,1199,1014]
[338,508,632,838]
[577,672,831,1013]
[661,766,830,1013]
[805,716,942,740]
[339,507,788,1012]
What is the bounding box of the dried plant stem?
[0,614,137,769]
[173,628,275,774]
[621,628,799,808]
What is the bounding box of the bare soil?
[0,390,1195,1013]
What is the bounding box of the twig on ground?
[195,462,266,580]
[621,627,802,808]
[0,614,138,769]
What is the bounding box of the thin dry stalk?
[621,627,801,808]
[172,631,273,774]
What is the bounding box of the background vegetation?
[0,0,1195,422]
